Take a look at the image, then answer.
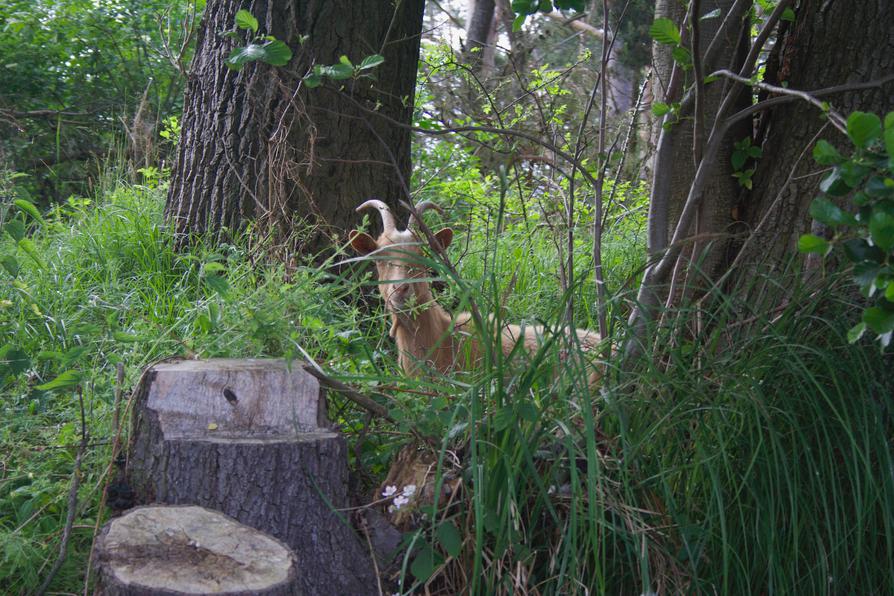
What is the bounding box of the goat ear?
[349,231,378,255]
[434,228,454,250]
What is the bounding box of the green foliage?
[799,111,894,348]
[510,0,586,30]
[224,9,292,70]
[0,0,198,200]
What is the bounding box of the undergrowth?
[1,177,892,595]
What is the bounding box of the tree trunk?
[93,505,299,596]
[732,0,894,294]
[165,0,425,254]
[126,359,376,596]
[465,0,497,71]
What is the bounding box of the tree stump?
[127,359,375,595]
[93,505,298,595]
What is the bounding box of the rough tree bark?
[731,0,894,293]
[93,505,299,596]
[126,359,375,596]
[165,0,425,253]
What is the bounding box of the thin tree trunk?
[165,0,425,254]
[465,0,497,71]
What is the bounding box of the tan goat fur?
[350,201,603,378]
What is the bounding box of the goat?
[349,200,603,378]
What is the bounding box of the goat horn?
[356,199,396,233]
[408,201,445,230]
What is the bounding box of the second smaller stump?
[93,505,299,596]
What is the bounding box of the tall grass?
[2,178,892,594]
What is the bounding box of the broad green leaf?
[797,234,828,255]
[303,73,322,88]
[809,197,856,226]
[652,102,671,117]
[260,40,292,66]
[671,46,692,68]
[203,262,226,274]
[863,306,894,334]
[410,543,445,582]
[843,238,884,263]
[812,139,842,165]
[14,200,44,225]
[781,7,796,21]
[886,281,894,301]
[36,369,82,391]
[436,521,463,558]
[493,406,514,431]
[338,55,353,67]
[847,322,867,343]
[649,18,680,45]
[885,126,894,160]
[846,111,882,148]
[359,54,384,70]
[517,401,538,422]
[226,44,267,69]
[0,345,30,378]
[869,205,894,251]
[235,9,258,33]
[324,63,353,80]
[839,160,870,188]
[819,169,851,196]
[0,254,19,277]
[885,111,894,130]
[4,219,25,242]
[205,274,230,297]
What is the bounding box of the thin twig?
[35,387,88,596]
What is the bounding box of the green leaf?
[226,44,267,69]
[781,7,796,21]
[869,204,894,251]
[0,254,19,278]
[886,282,894,301]
[112,331,146,343]
[651,102,671,117]
[436,521,463,558]
[14,200,44,225]
[493,406,514,431]
[36,370,82,391]
[260,40,292,66]
[671,46,692,69]
[517,401,538,422]
[863,306,894,334]
[202,262,226,274]
[338,55,353,67]
[812,139,842,165]
[0,345,30,379]
[885,126,894,160]
[843,238,884,263]
[846,111,882,149]
[303,73,322,88]
[797,234,829,255]
[819,169,851,197]
[809,197,856,226]
[885,111,894,130]
[235,9,259,33]
[649,18,681,45]
[4,219,25,242]
[17,239,45,269]
[847,322,867,344]
[410,543,445,582]
[205,274,230,297]
[359,54,385,70]
[323,63,353,80]
[512,14,527,31]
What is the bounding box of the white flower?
[392,495,410,510]
[382,485,397,498]
[402,484,417,497]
